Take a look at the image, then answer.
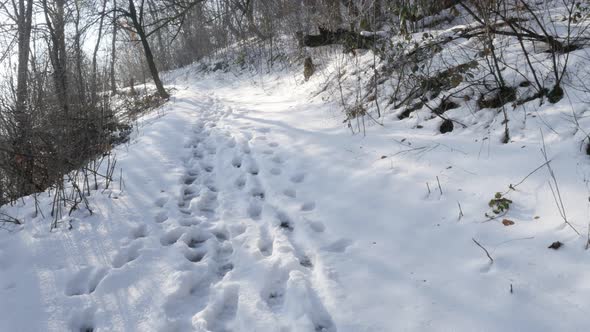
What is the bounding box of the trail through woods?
[2,70,590,331]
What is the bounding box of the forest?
[2,1,590,331]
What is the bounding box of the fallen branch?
[541,131,580,236]
[473,238,494,264]
[0,212,21,225]
[302,27,379,50]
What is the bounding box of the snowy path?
[3,70,590,331]
[154,92,337,331]
[0,83,341,331]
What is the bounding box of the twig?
[541,131,580,235]
[0,212,22,225]
[457,201,464,221]
[483,209,508,222]
[506,159,553,193]
[436,176,443,195]
[473,238,494,264]
[494,236,535,248]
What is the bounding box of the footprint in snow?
[256,127,271,133]
[290,172,305,183]
[193,149,205,160]
[277,211,294,232]
[160,228,185,246]
[218,262,234,278]
[298,254,314,268]
[185,137,201,148]
[283,188,296,198]
[129,224,148,239]
[321,238,353,253]
[184,175,198,185]
[178,217,201,227]
[270,168,282,175]
[68,306,96,332]
[229,223,247,237]
[284,272,336,332]
[227,138,237,148]
[261,270,288,310]
[231,156,242,168]
[193,284,240,331]
[235,175,246,189]
[247,161,260,176]
[183,248,206,263]
[241,131,253,140]
[301,201,316,211]
[180,229,210,249]
[258,226,274,257]
[305,219,326,233]
[178,199,189,209]
[250,187,265,200]
[206,146,217,155]
[154,211,168,223]
[195,190,218,214]
[154,196,169,208]
[182,187,198,200]
[200,162,214,173]
[248,201,262,220]
[65,267,109,296]
[268,142,279,148]
[112,241,143,268]
[193,123,205,132]
[179,207,192,216]
[212,228,230,242]
[204,181,218,193]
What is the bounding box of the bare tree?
[11,0,34,194]
[91,0,109,103]
[111,0,118,94]
[117,0,205,98]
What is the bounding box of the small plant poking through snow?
[486,192,512,218]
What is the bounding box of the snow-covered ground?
[2,63,590,331]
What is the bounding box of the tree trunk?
[128,0,169,99]
[14,0,34,193]
[73,0,86,104]
[327,0,342,29]
[15,0,33,118]
[44,0,69,116]
[91,0,108,103]
[147,0,168,70]
[232,0,267,39]
[110,0,118,94]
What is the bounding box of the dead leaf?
[502,219,515,226]
[548,241,563,250]
[534,216,540,220]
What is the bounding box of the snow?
[2,56,590,331]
